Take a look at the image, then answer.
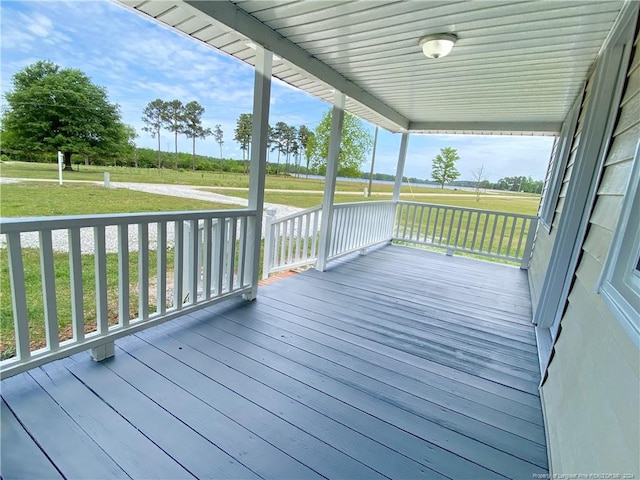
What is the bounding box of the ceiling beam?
[408,121,561,135]
[184,0,410,131]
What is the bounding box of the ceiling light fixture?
[418,33,457,59]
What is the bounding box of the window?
[539,93,582,230]
[599,140,640,347]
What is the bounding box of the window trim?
[539,93,582,232]
[598,140,640,348]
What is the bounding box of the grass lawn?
[0,182,236,217]
[1,160,520,196]
[204,188,540,215]
[1,161,374,191]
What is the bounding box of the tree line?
[1,61,542,189]
[141,98,223,171]
[232,109,373,178]
[0,61,375,177]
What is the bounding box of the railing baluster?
[409,204,418,240]
[174,220,184,309]
[463,212,473,250]
[203,218,213,296]
[216,218,226,296]
[402,204,411,239]
[280,221,287,266]
[287,216,294,264]
[438,208,447,244]
[236,217,245,287]
[138,223,149,320]
[472,211,481,251]
[210,220,219,294]
[488,213,499,255]
[202,217,212,292]
[228,217,237,291]
[343,208,351,252]
[118,224,130,326]
[415,205,424,242]
[302,213,310,261]
[345,208,353,251]
[479,213,489,253]
[68,228,84,342]
[94,226,108,334]
[506,216,517,259]
[7,233,30,360]
[424,205,433,243]
[188,219,199,304]
[454,209,464,249]
[39,230,59,351]
[295,216,303,263]
[497,214,508,257]
[515,217,528,259]
[446,208,456,246]
[156,222,166,316]
[312,210,320,258]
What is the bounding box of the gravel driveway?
[0,180,303,253]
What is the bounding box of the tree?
[297,125,314,178]
[113,124,137,166]
[2,60,125,170]
[283,125,298,174]
[309,110,373,177]
[162,100,185,170]
[181,101,211,171]
[234,113,252,161]
[471,164,488,202]
[271,121,288,174]
[234,113,252,174]
[431,147,461,189]
[213,124,224,158]
[141,99,166,169]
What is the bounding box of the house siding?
[529,76,593,311]
[541,30,640,474]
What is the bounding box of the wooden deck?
[1,245,547,479]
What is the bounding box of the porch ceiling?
[118,0,625,135]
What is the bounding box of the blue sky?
[0,0,554,182]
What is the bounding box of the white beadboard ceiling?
[116,0,626,135]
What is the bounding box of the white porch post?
[243,46,273,300]
[316,91,346,272]
[392,133,409,201]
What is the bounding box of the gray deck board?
[1,245,548,479]
[0,400,62,480]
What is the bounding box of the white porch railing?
[262,200,538,277]
[0,209,255,378]
[262,206,321,278]
[394,201,538,268]
[328,201,396,261]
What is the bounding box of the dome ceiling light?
[418,33,458,59]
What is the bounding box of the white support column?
[392,133,409,201]
[243,46,273,300]
[316,91,346,272]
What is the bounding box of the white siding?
[541,30,640,474]
[529,75,593,310]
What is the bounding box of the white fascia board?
[183,0,409,131]
[407,121,562,135]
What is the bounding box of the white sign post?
[57,151,63,185]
